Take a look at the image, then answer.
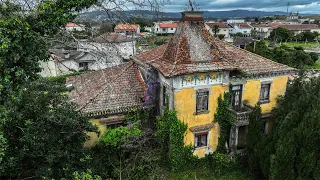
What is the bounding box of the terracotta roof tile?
[279,24,320,31]
[159,23,179,28]
[114,24,139,31]
[238,23,252,28]
[66,23,84,27]
[66,62,146,116]
[206,22,229,29]
[189,123,214,132]
[134,17,295,77]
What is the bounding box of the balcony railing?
[226,104,253,126]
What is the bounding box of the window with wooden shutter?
[196,91,209,113]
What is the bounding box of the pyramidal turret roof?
[134,10,295,77]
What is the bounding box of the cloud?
[161,0,320,14]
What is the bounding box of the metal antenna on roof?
[193,1,200,11]
[188,0,194,11]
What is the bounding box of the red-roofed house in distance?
[251,21,281,39]
[278,24,320,35]
[154,21,179,34]
[65,22,86,32]
[205,22,232,42]
[114,24,141,36]
[228,23,253,37]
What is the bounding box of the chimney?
[181,11,204,22]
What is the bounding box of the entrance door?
[231,85,242,111]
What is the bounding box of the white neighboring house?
[229,23,253,37]
[114,24,140,36]
[205,22,230,37]
[144,26,153,32]
[40,34,136,77]
[65,23,86,32]
[251,22,281,39]
[40,49,117,77]
[153,21,179,34]
[298,19,316,24]
[227,19,245,24]
[278,24,320,35]
[205,22,232,42]
[85,33,137,60]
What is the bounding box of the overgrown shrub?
[203,152,229,176]
[214,92,235,153]
[156,110,196,172]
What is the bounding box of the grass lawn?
[281,42,319,49]
[305,62,320,69]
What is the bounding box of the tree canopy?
[247,76,320,179]
[0,1,98,179]
[246,41,316,68]
[270,27,294,42]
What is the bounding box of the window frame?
[259,83,271,104]
[79,62,89,71]
[196,90,209,114]
[194,132,208,148]
[162,85,168,107]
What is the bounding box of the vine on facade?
[156,110,195,172]
[214,92,235,153]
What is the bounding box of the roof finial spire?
[188,0,194,11]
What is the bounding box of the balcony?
[226,104,253,126]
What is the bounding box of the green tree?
[268,76,320,180]
[245,41,273,59]
[213,25,220,37]
[246,42,314,68]
[246,105,265,178]
[309,52,319,63]
[298,31,318,42]
[0,0,98,179]
[270,27,294,42]
[0,79,97,179]
[248,76,320,179]
[0,0,96,102]
[89,126,164,179]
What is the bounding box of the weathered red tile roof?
[279,24,320,31]
[252,22,281,28]
[66,62,146,117]
[206,22,229,29]
[134,11,295,77]
[238,23,252,28]
[92,32,134,43]
[66,23,85,27]
[114,24,139,31]
[189,123,214,132]
[159,23,179,28]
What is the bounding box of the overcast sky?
[160,0,320,14]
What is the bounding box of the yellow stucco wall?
[243,76,289,114]
[84,120,106,148]
[174,75,289,158]
[174,85,228,158]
